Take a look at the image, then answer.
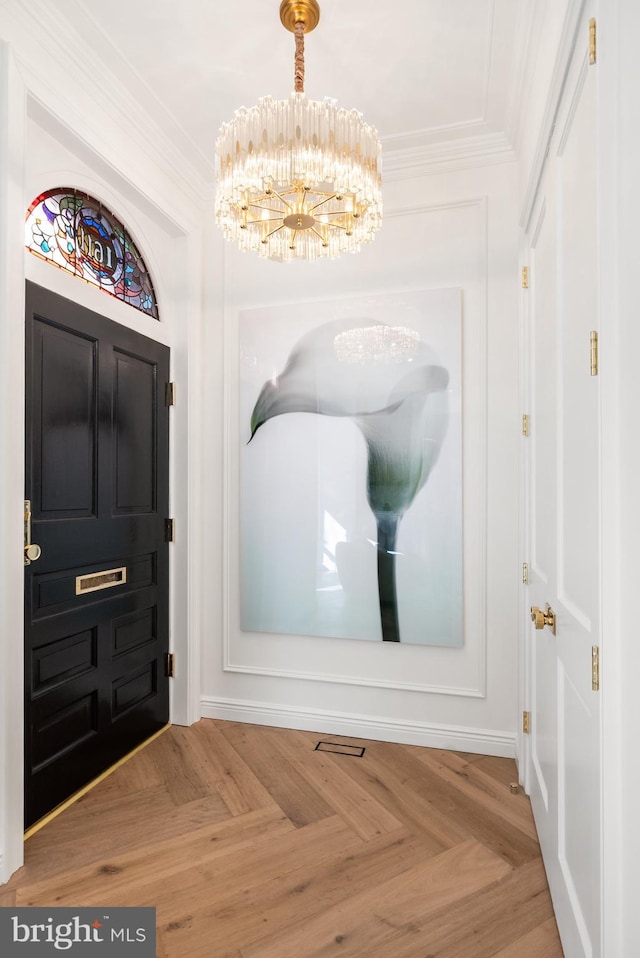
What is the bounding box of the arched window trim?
[25,187,159,320]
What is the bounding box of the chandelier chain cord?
[294,20,305,92]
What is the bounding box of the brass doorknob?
[24,543,42,564]
[530,604,556,635]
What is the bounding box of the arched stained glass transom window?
[25,188,159,319]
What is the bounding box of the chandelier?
[214,0,382,262]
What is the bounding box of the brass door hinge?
[522,562,529,585]
[165,518,175,542]
[165,652,176,678]
[592,646,600,691]
[522,414,529,437]
[165,382,176,406]
[521,266,529,289]
[523,711,531,734]
[589,18,597,65]
[590,330,599,376]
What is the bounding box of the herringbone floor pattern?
[3,720,564,956]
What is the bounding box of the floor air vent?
[314,741,366,758]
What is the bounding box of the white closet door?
[524,8,601,956]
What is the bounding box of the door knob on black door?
[24,543,42,564]
[530,604,556,635]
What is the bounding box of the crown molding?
[2,0,212,213]
[383,131,516,180]
[381,118,489,154]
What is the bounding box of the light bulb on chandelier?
[214,0,383,262]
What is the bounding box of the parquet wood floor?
[5,720,564,957]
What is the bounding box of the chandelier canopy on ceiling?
[214,0,383,263]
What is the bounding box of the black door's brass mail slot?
[75,566,127,595]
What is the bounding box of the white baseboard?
[200,696,516,758]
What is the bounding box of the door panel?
[525,10,601,957]
[24,281,170,827]
[38,325,97,517]
[114,350,157,513]
[558,60,599,619]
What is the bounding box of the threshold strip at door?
[24,723,171,841]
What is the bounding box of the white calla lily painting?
[240,288,463,647]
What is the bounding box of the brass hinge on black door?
[165,653,176,678]
[165,518,175,542]
[165,382,176,406]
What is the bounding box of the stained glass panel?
[25,189,159,319]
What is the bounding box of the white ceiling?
[55,0,529,176]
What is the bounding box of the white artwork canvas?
[239,288,463,647]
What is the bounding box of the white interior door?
[524,9,601,957]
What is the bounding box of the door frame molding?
[0,39,28,887]
[0,41,205,882]
[596,1,640,953]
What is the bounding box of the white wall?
[201,159,521,755]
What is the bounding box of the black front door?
[24,281,170,827]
